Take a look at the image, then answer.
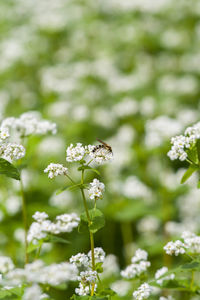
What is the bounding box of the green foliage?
[79,209,105,234]
[0,158,20,180]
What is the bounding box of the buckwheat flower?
[121,261,150,279]
[102,254,120,278]
[78,270,97,284]
[44,163,68,179]
[66,143,85,162]
[0,127,9,143]
[23,284,43,300]
[164,240,188,256]
[70,253,89,268]
[167,135,191,161]
[88,247,105,263]
[160,296,174,300]
[0,143,25,162]
[131,249,148,263]
[55,213,80,233]
[133,283,152,300]
[32,212,48,223]
[155,267,175,285]
[182,231,200,253]
[88,144,113,164]
[0,256,14,273]
[88,179,105,201]
[75,282,97,296]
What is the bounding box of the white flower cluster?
[66,143,86,162]
[88,179,105,201]
[0,143,26,163]
[155,267,175,285]
[1,260,78,287]
[88,144,113,164]
[44,163,68,179]
[27,212,79,244]
[160,297,174,300]
[1,111,57,138]
[70,247,105,296]
[168,121,200,161]
[110,280,131,297]
[182,231,200,253]
[164,240,188,256]
[0,256,14,274]
[23,284,49,300]
[133,283,152,300]
[121,249,150,279]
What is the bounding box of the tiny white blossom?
[70,253,89,268]
[66,143,85,162]
[88,247,105,263]
[133,283,152,300]
[78,270,97,284]
[131,249,148,263]
[44,163,68,179]
[155,267,175,285]
[110,280,131,297]
[32,212,48,223]
[0,143,25,162]
[88,179,105,201]
[0,256,14,273]
[121,261,150,279]
[164,240,188,256]
[88,144,113,164]
[23,285,43,300]
[182,231,200,253]
[0,127,9,143]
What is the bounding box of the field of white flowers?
[1,0,200,299]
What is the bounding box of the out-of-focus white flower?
[23,284,44,300]
[0,127,9,143]
[44,163,68,179]
[88,179,105,201]
[182,231,200,253]
[102,254,119,278]
[133,283,152,300]
[131,249,148,263]
[137,216,160,233]
[155,267,175,285]
[160,296,174,300]
[32,212,48,223]
[164,240,188,256]
[122,176,151,200]
[66,143,85,162]
[110,280,131,296]
[5,196,21,215]
[0,256,14,273]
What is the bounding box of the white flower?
[70,253,89,268]
[23,284,43,300]
[78,270,97,284]
[133,283,152,300]
[0,256,14,273]
[75,282,97,296]
[88,179,105,201]
[32,212,49,223]
[159,296,174,300]
[155,267,175,285]
[88,144,113,164]
[131,249,148,263]
[182,231,200,253]
[164,240,188,256]
[110,280,131,296]
[88,247,105,263]
[66,143,85,162]
[55,213,80,233]
[0,127,9,143]
[44,163,68,179]
[0,143,25,162]
[121,260,150,279]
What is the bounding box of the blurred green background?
[1,0,200,298]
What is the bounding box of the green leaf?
[95,262,103,273]
[0,158,20,180]
[80,209,105,233]
[181,261,200,270]
[196,139,200,163]
[181,165,198,184]
[44,234,70,244]
[197,181,200,189]
[97,288,116,296]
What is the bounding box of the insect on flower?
[92,139,113,154]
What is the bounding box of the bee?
[92,139,113,154]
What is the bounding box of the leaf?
[80,209,105,233]
[181,261,200,270]
[0,158,20,180]
[181,165,198,184]
[196,139,200,163]
[97,288,116,296]
[95,262,103,273]
[45,234,70,244]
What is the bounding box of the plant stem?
[20,178,28,264]
[190,271,194,290]
[80,169,96,296]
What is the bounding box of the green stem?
[35,244,42,260]
[66,174,75,184]
[190,271,194,290]
[80,170,96,296]
[20,179,28,265]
